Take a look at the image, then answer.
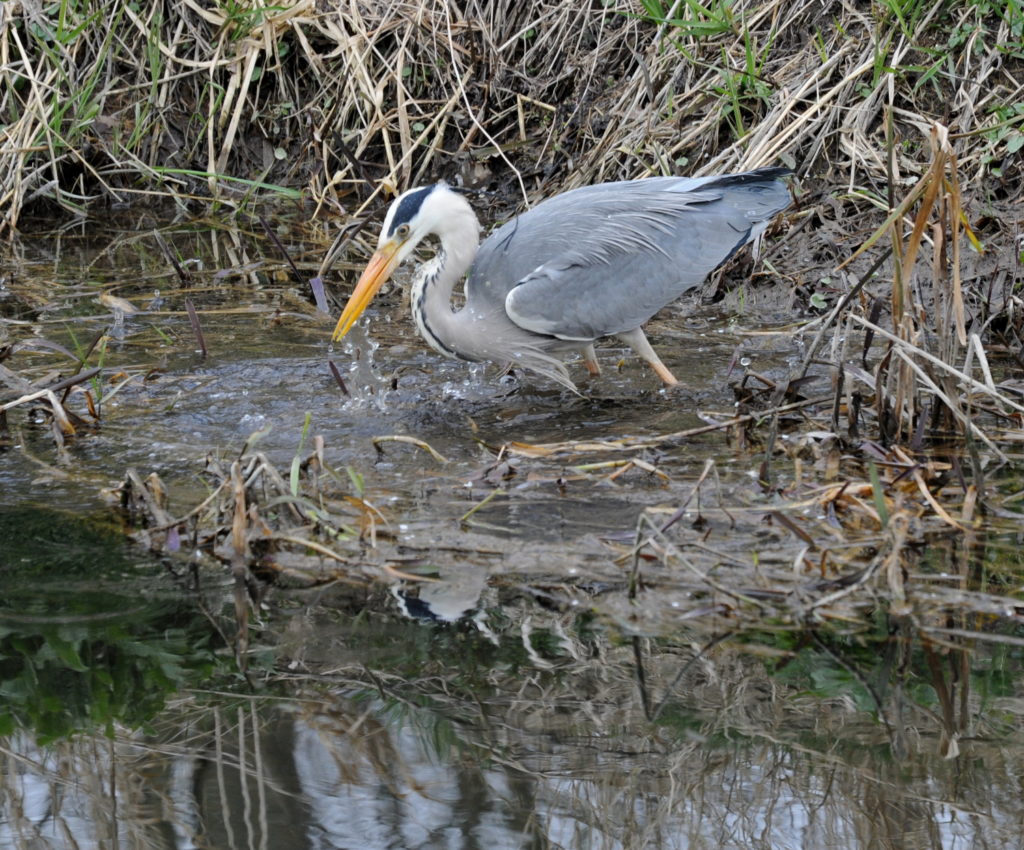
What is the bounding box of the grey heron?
[331,168,792,391]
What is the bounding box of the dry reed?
[1,0,1020,226]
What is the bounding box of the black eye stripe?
[388,186,435,235]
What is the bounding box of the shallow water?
[2,216,1023,849]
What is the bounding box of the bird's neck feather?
[409,221,480,361]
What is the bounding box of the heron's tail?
[459,315,581,393]
[507,347,580,394]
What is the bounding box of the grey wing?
[498,175,789,341]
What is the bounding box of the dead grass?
[6,3,1024,823]
[2,0,1021,225]
[4,0,1024,667]
[4,1,1022,417]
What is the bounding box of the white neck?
[408,195,481,361]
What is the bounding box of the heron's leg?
[615,328,679,386]
[582,343,601,377]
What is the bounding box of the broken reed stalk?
[872,125,985,450]
[230,460,251,671]
[119,446,370,592]
[774,124,1003,474]
[184,298,207,359]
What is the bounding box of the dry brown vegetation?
[5,0,1024,446]
[2,0,1021,219]
[4,0,1024,691]
[7,7,1024,842]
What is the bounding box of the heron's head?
[331,183,477,342]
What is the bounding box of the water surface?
[2,215,1022,849]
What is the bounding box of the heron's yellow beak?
[331,238,402,342]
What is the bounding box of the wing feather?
[465,171,790,341]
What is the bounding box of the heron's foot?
[579,363,602,387]
[614,328,679,387]
[662,379,692,395]
[661,382,702,406]
[655,365,680,386]
[643,357,679,386]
